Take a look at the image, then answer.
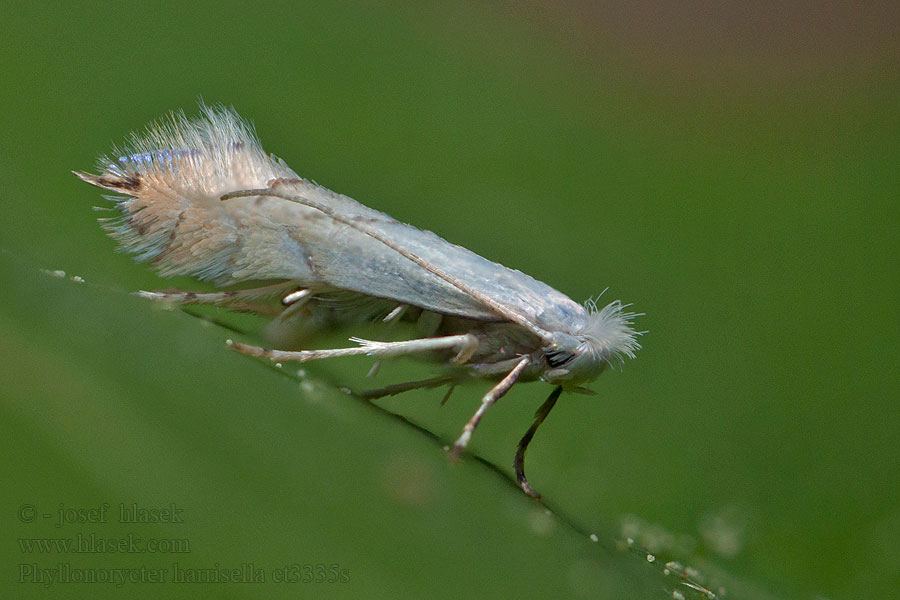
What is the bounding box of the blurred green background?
[2,2,897,599]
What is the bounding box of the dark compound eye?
[545,350,574,368]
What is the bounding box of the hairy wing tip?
[73,170,105,189]
[73,169,142,194]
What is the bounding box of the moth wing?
[261,177,586,332]
[77,106,585,333]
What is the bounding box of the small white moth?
[75,106,641,498]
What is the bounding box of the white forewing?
[78,107,588,334]
[258,177,587,332]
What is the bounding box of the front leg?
[514,386,562,499]
[450,355,531,461]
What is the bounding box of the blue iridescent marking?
[116,148,195,170]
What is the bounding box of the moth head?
[541,299,642,387]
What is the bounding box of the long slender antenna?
[221,182,552,341]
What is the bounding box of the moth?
[75,106,641,498]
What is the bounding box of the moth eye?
[545,350,574,368]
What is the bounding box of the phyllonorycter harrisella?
[75,105,642,498]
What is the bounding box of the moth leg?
[382,304,407,323]
[366,361,383,378]
[281,288,311,306]
[269,288,315,326]
[135,281,298,307]
[440,384,457,406]
[354,375,455,399]
[365,304,409,378]
[226,333,479,363]
[514,386,562,499]
[450,355,531,461]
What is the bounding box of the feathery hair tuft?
[581,298,643,366]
